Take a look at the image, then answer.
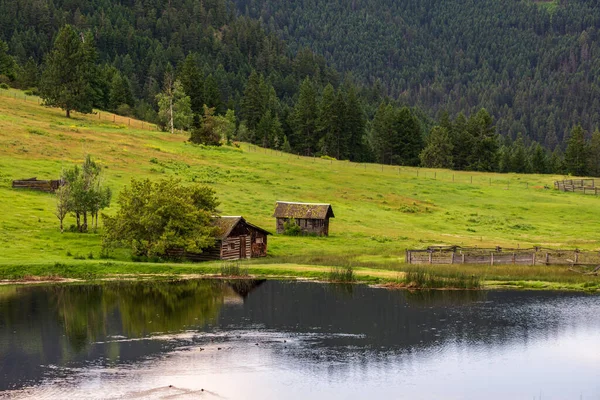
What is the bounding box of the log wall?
[276,217,330,236]
[12,178,62,193]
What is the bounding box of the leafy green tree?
[282,135,292,153]
[102,177,219,257]
[61,155,111,232]
[564,125,589,176]
[156,74,193,134]
[420,126,453,168]
[40,25,97,118]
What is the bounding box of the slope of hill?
[1,88,599,269]
[236,0,600,146]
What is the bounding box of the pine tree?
[179,53,204,120]
[468,109,498,172]
[156,74,193,133]
[451,113,471,171]
[564,125,589,176]
[0,39,15,80]
[109,72,134,112]
[316,83,339,157]
[394,107,422,166]
[40,25,97,118]
[203,73,221,113]
[510,133,529,173]
[530,142,548,174]
[588,129,600,177]
[419,126,453,168]
[290,77,318,155]
[18,57,39,88]
[371,102,395,164]
[344,86,365,161]
[241,71,266,132]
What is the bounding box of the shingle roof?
[213,216,271,239]
[272,202,335,219]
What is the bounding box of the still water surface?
[0,280,599,399]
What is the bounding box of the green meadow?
[1,88,600,290]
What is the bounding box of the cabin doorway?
[240,236,247,258]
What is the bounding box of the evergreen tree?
[40,25,97,118]
[256,110,283,148]
[344,86,366,161]
[109,72,134,113]
[393,107,422,166]
[179,54,205,120]
[510,133,529,173]
[564,125,589,176]
[419,126,453,168]
[371,102,395,164]
[468,109,498,172]
[18,57,39,88]
[190,105,222,146]
[530,142,548,174]
[241,71,266,132]
[203,73,221,113]
[290,77,318,155]
[588,129,600,177]
[0,39,15,80]
[451,113,471,171]
[316,83,340,157]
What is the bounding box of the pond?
[0,280,598,399]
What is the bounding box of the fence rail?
[406,246,600,266]
[554,179,600,195]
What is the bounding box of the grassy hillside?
[1,88,600,288]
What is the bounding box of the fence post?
[428,252,432,264]
[575,251,579,265]
[434,172,436,180]
[490,252,494,266]
[461,254,465,264]
[453,174,455,182]
[532,252,536,266]
[545,253,549,265]
[470,176,473,184]
[451,252,455,264]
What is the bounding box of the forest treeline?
[0,0,599,175]
[236,0,600,150]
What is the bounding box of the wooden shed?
[168,216,271,261]
[273,201,335,236]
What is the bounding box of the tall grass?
[328,266,355,282]
[220,261,248,277]
[401,269,481,289]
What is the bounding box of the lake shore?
[1,260,599,292]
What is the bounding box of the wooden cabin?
[12,177,62,193]
[169,216,271,261]
[273,201,335,236]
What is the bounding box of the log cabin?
[168,216,271,261]
[273,201,335,236]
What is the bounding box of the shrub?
[0,83,8,89]
[283,218,302,236]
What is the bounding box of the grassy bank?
[1,259,599,291]
[1,89,600,291]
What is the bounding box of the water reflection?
[0,280,599,399]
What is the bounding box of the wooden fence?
[406,246,600,266]
[554,179,600,195]
[12,177,62,193]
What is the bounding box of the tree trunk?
[66,109,71,118]
[83,212,88,233]
[76,212,81,231]
[169,96,174,134]
[60,218,64,233]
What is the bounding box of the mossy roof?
[213,216,271,239]
[272,202,335,219]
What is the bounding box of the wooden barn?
[273,201,335,236]
[168,216,271,261]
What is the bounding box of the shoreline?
[1,262,598,292]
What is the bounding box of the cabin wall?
[251,231,268,257]
[221,235,251,260]
[276,217,329,236]
[166,243,222,261]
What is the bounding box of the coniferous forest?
[2,0,600,175]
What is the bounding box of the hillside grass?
[1,88,600,290]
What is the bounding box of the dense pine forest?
[1,0,600,175]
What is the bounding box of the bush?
[283,218,302,236]
[328,266,354,282]
[116,103,133,117]
[0,83,8,89]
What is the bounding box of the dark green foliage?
[102,177,219,257]
[40,26,97,118]
[290,77,318,155]
[235,0,600,146]
[283,218,302,236]
[0,39,15,80]
[420,126,453,169]
[565,125,589,176]
[190,106,222,146]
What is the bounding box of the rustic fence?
[406,246,600,266]
[12,177,62,193]
[554,179,600,195]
